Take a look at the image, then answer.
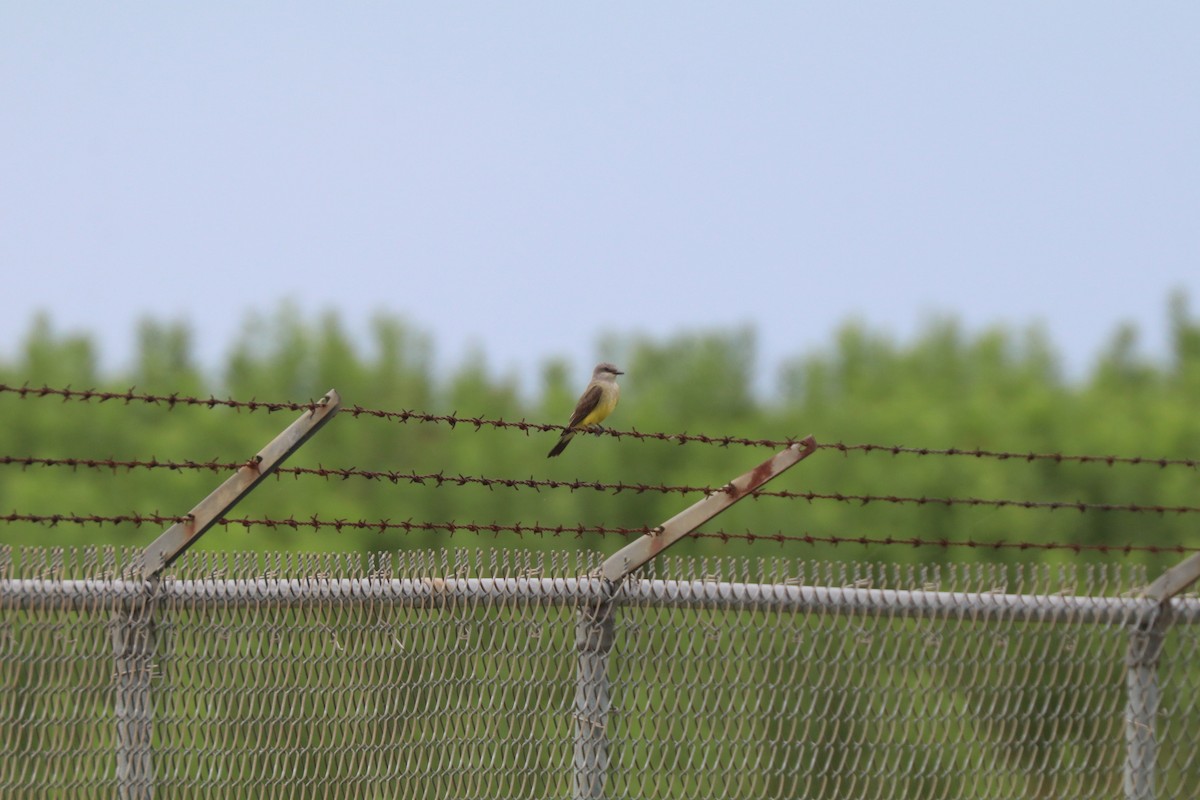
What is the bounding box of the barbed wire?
[816,441,1200,469]
[0,455,255,475]
[4,382,1198,469]
[0,382,784,446]
[0,382,320,414]
[4,454,1198,516]
[2,511,1197,555]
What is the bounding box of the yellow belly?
[579,383,619,428]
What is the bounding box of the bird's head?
[594,362,623,378]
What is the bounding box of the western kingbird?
[547,362,623,457]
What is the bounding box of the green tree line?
[2,296,1199,571]
[5,299,1200,799]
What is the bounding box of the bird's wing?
[566,384,603,429]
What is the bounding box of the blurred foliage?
[2,295,1199,574]
[6,302,1200,799]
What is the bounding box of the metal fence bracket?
[575,437,817,800]
[600,436,818,584]
[136,389,341,580]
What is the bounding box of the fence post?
[112,586,157,800]
[570,437,817,798]
[1124,606,1166,800]
[1124,552,1200,800]
[573,588,616,800]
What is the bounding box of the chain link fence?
[2,545,1199,799]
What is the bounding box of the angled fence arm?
[1142,553,1200,605]
[599,436,818,584]
[573,437,818,800]
[136,390,341,580]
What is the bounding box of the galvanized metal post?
[112,586,157,800]
[573,589,616,800]
[1124,609,1165,800]
[1124,552,1200,800]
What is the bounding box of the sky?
[3,4,1198,392]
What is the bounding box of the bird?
[547,362,623,457]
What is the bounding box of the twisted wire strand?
[3,455,1198,516]
[4,382,1197,468]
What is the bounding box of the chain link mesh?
[2,546,1198,798]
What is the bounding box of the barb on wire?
[5,455,1199,516]
[5,382,1197,469]
[3,511,1197,555]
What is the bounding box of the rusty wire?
[4,382,1198,468]
[0,455,256,475]
[3,511,1197,554]
[0,382,321,413]
[6,383,1199,556]
[817,441,1200,468]
[4,454,1198,516]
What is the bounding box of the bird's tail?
[547,430,575,458]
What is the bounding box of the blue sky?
[3,4,1198,391]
